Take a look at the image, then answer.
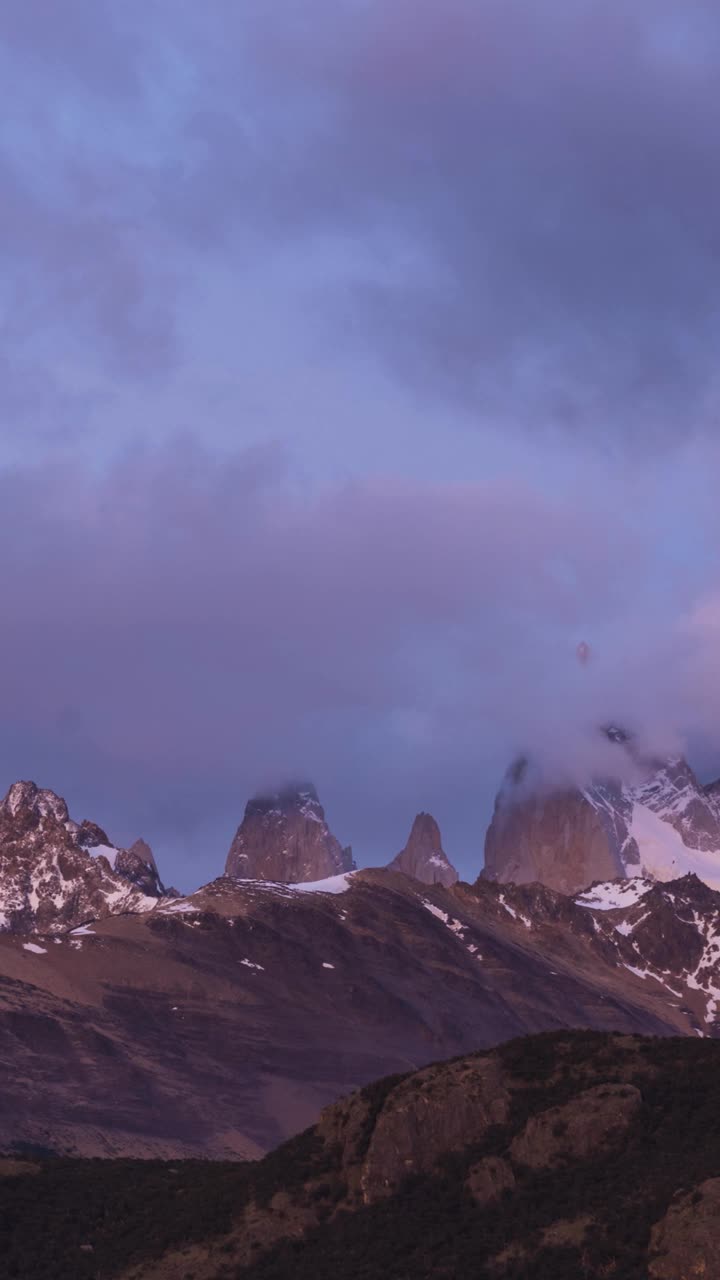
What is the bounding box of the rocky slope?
[7,1030,719,1280]
[0,781,166,933]
[387,812,458,887]
[484,731,720,895]
[225,784,354,883]
[2,862,720,1161]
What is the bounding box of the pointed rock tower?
[388,812,459,887]
[225,783,354,883]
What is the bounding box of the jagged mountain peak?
[0,779,166,933]
[388,812,459,887]
[484,734,720,896]
[225,782,354,883]
[2,779,69,824]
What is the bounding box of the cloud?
[1,438,718,885]
[4,1,720,455]
[226,0,720,439]
[3,4,720,883]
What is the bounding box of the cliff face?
[483,738,720,895]
[225,784,353,883]
[388,812,458,887]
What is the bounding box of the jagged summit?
[2,779,70,824]
[388,812,458,887]
[0,779,166,933]
[225,783,354,883]
[483,729,720,896]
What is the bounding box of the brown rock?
[388,813,459,887]
[466,1156,515,1205]
[648,1178,720,1279]
[510,1082,642,1169]
[484,774,625,895]
[225,783,353,883]
[360,1056,511,1202]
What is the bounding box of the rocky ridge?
[387,812,458,887]
[225,784,354,883]
[0,781,166,933]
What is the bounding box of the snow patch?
[629,803,720,890]
[293,873,354,895]
[576,879,654,911]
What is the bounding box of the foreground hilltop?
[2,1030,719,1279]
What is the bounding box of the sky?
[3,1,720,888]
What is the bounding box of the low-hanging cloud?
[2,439,719,885]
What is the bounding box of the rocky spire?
[225,783,354,883]
[388,812,459,887]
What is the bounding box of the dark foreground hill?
[3,1030,720,1280]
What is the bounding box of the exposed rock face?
[649,1178,720,1279]
[484,774,625,895]
[509,1082,642,1169]
[483,733,720,895]
[465,1156,515,1205]
[388,812,458,887]
[362,1057,509,1202]
[0,780,165,933]
[225,783,354,883]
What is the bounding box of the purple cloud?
[2,4,720,885]
[1,438,718,885]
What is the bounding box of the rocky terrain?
[484,730,720,894]
[387,812,458,887]
[3,856,720,1161]
[224,784,354,883]
[0,781,166,933]
[3,1029,720,1279]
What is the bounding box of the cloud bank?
[3,3,720,881]
[2,440,720,884]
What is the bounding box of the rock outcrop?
[649,1177,720,1279]
[388,812,458,887]
[483,730,720,895]
[0,780,165,932]
[225,783,353,883]
[509,1082,642,1169]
